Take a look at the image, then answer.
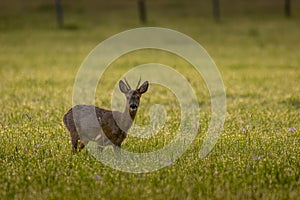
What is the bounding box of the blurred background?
[1,0,299,29]
[0,0,299,71]
[1,0,300,112]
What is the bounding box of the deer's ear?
[137,81,149,94]
[119,80,129,93]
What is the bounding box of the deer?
[63,78,149,151]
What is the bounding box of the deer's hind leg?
[70,130,85,151]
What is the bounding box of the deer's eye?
[137,96,140,100]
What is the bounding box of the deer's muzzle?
[130,104,138,110]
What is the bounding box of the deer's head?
[119,78,149,117]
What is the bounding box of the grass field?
[1,0,300,199]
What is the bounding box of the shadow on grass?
[281,97,300,109]
[59,23,80,30]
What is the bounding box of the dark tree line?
[285,0,291,17]
[138,0,147,24]
[213,0,220,22]
[55,0,294,27]
[211,0,292,21]
[55,0,63,27]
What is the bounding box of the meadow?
[0,0,300,199]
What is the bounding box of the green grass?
[1,0,300,199]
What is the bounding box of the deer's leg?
[70,130,85,151]
[79,140,85,149]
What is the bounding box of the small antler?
[124,77,131,90]
[136,77,141,90]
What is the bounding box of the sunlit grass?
[1,1,300,199]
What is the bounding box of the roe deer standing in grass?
[63,78,149,151]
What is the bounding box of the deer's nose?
[130,104,137,110]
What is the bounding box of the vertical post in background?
[55,0,64,28]
[138,0,147,24]
[285,0,291,17]
[213,0,220,22]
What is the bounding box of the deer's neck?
[115,107,136,132]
